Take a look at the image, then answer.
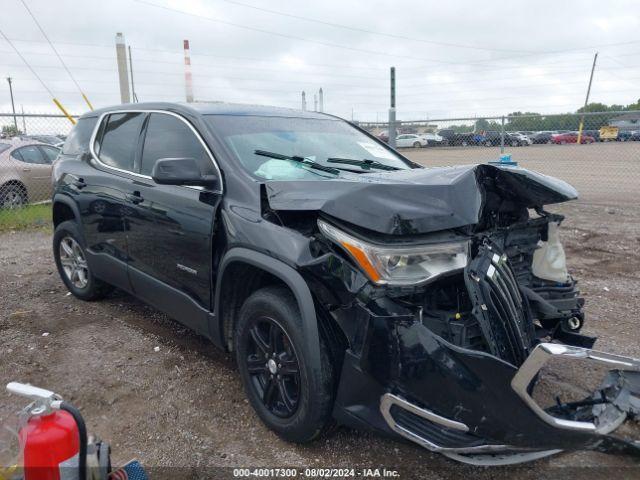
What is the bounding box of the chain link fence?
[362,110,640,206]
[0,113,76,229]
[1,110,639,229]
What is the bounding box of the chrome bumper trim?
[380,393,507,453]
[511,342,640,432]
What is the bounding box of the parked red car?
[551,132,595,144]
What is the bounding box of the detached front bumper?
[376,343,640,465]
[333,307,640,465]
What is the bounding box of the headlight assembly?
[318,219,469,285]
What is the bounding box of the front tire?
[53,220,113,301]
[413,141,422,148]
[235,286,335,443]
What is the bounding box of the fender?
[212,247,321,368]
[52,193,83,236]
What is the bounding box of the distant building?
[608,112,640,131]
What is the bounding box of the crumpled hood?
[264,164,578,235]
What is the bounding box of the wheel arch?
[212,248,321,369]
[52,194,81,228]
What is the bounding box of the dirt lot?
[405,141,640,205]
[1,146,640,478]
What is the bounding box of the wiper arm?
[327,157,400,171]
[254,149,340,175]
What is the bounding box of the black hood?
[264,164,578,235]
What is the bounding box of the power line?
[18,0,93,109]
[211,0,537,54]
[0,27,54,96]
[130,0,478,66]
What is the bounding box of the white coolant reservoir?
[532,221,570,283]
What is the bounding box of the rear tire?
[235,286,335,443]
[53,220,113,301]
[0,183,27,209]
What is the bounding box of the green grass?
[0,203,52,232]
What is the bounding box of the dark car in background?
[480,131,526,147]
[530,132,555,144]
[51,102,640,466]
[437,129,477,146]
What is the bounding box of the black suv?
[52,103,640,465]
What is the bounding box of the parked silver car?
[0,140,60,208]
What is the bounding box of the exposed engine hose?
[60,402,87,480]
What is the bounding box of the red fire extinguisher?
[7,382,87,480]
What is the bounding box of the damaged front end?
[269,164,640,465]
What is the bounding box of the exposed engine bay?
[406,212,589,367]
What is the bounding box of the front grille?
[465,243,535,366]
[389,404,485,449]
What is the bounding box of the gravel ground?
[1,199,639,478]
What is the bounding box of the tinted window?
[97,112,145,171]
[39,146,60,164]
[63,117,98,155]
[140,113,213,176]
[12,145,46,164]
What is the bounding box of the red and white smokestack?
[183,40,194,103]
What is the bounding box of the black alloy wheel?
[245,317,301,418]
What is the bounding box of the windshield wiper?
[326,157,401,171]
[254,150,340,175]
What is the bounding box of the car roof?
[81,101,335,121]
[0,139,56,149]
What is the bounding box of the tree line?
[444,99,640,133]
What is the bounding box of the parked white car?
[395,134,428,148]
[511,133,532,145]
[419,133,444,146]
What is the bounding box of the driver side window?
[140,113,213,177]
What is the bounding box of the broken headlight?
[318,219,469,285]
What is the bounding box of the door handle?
[73,178,87,189]
[22,168,31,172]
[126,191,144,204]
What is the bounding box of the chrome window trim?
[88,109,223,193]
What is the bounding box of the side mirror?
[151,157,218,188]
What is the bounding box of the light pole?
[6,77,17,130]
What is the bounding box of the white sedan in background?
[395,134,428,148]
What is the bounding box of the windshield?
[205,114,412,180]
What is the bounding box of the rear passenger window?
[11,145,46,164]
[62,117,98,155]
[140,113,213,176]
[97,112,145,172]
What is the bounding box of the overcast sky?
[0,0,639,122]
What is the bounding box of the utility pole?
[6,77,17,130]
[115,33,130,103]
[128,45,138,102]
[577,52,598,144]
[313,93,318,112]
[318,88,324,113]
[388,66,397,148]
[183,40,194,103]
[301,91,306,111]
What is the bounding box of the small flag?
[109,460,147,480]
